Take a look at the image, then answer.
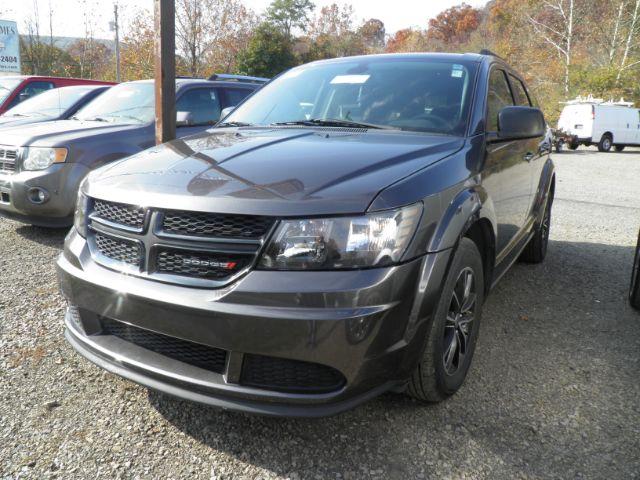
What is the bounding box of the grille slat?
[88,199,273,284]
[240,354,346,394]
[162,211,274,239]
[94,233,142,266]
[0,147,18,174]
[100,317,227,374]
[93,199,146,229]
[156,249,250,280]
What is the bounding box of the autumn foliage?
[17,0,640,122]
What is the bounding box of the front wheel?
[630,232,640,310]
[598,134,613,152]
[407,238,484,402]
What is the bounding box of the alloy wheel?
[541,203,551,255]
[443,267,477,376]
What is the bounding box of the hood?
[86,127,464,216]
[0,119,145,147]
[0,115,53,128]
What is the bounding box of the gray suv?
[0,77,261,227]
[57,52,555,416]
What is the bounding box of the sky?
[2,0,489,39]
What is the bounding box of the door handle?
[524,152,534,162]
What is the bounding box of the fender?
[428,185,487,252]
[532,158,555,227]
[401,183,497,346]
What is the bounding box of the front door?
[483,68,533,257]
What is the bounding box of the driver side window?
[176,88,221,125]
[486,69,514,132]
[8,81,54,109]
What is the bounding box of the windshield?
[0,78,22,105]
[74,82,154,124]
[223,58,477,135]
[4,86,97,118]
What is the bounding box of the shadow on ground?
[148,239,640,478]
[15,224,69,248]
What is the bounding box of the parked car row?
[0,75,264,226]
[0,75,113,114]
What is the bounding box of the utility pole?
[111,4,121,82]
[154,0,176,145]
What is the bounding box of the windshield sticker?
[451,64,464,78]
[330,74,370,85]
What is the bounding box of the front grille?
[0,147,17,174]
[100,317,227,374]
[94,232,142,266]
[240,354,346,394]
[93,199,146,229]
[162,211,274,239]
[156,248,250,280]
[87,198,272,285]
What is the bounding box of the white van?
[557,98,640,152]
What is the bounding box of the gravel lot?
[1,147,639,479]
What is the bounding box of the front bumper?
[0,163,88,227]
[57,229,451,416]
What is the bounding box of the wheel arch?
[426,185,497,296]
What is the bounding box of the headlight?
[259,203,422,270]
[74,191,89,238]
[22,147,68,171]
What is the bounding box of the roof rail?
[478,49,504,60]
[208,73,269,84]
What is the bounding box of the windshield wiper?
[85,116,111,122]
[7,113,29,117]
[217,121,254,127]
[271,118,397,130]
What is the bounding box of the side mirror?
[496,106,546,140]
[176,111,194,127]
[220,106,236,121]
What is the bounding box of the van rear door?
[558,104,593,139]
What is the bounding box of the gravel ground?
[1,147,639,479]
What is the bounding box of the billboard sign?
[0,20,20,74]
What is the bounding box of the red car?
[0,76,114,115]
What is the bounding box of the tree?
[527,0,582,95]
[385,28,429,53]
[176,0,256,77]
[175,0,208,77]
[236,22,296,77]
[119,9,156,81]
[358,19,386,52]
[616,0,640,83]
[427,3,481,44]
[302,3,367,59]
[266,0,315,38]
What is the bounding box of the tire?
[630,232,640,310]
[615,145,626,152]
[520,192,553,263]
[407,238,484,402]
[598,134,613,152]
[568,140,579,150]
